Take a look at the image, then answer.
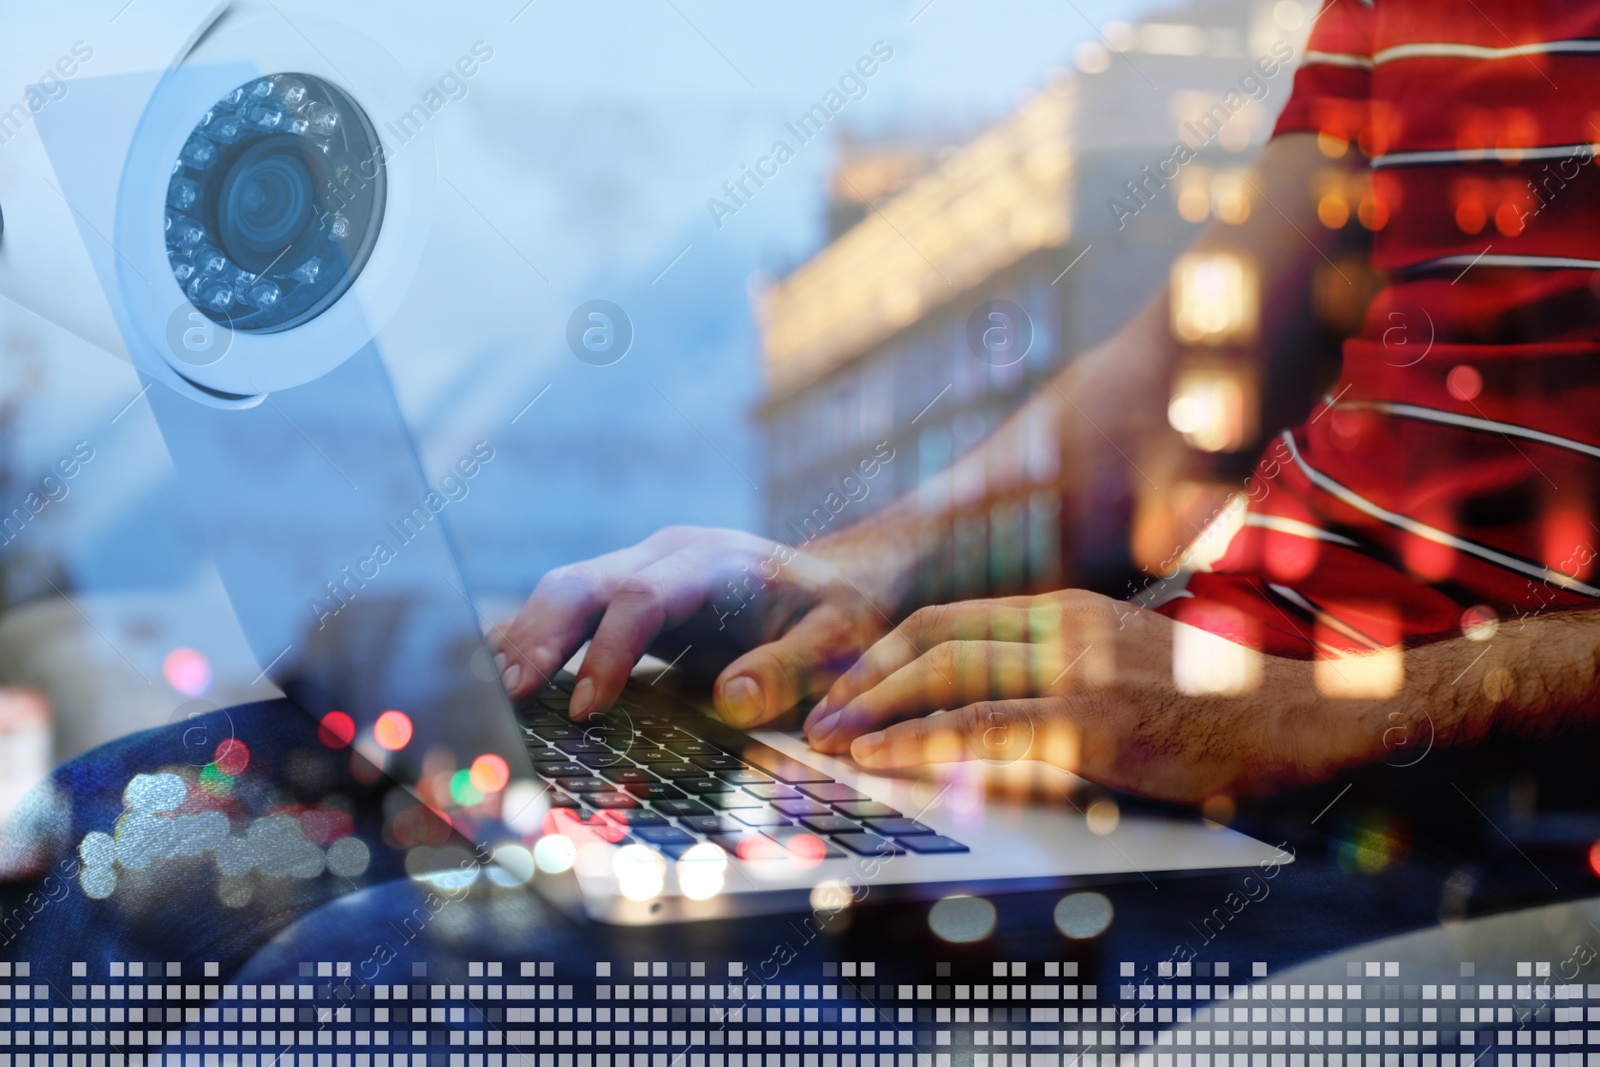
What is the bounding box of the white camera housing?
[0,0,436,406]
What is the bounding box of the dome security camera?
[1,0,436,406]
[0,3,535,843]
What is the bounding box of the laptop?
[508,658,1288,924]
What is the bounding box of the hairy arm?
[1300,609,1600,783]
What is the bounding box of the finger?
[489,540,672,698]
[809,640,1061,753]
[713,602,869,728]
[804,600,1039,739]
[570,549,724,718]
[850,699,1072,770]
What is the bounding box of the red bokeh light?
[1447,365,1483,402]
[318,711,356,749]
[785,833,827,867]
[469,754,510,794]
[212,738,250,776]
[1588,840,1600,877]
[374,710,413,751]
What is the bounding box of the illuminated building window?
[1166,360,1257,453]
[1170,252,1259,347]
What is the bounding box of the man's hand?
[799,589,1396,804]
[489,526,893,726]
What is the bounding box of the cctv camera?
[0,0,435,406]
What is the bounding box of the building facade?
[755,0,1320,600]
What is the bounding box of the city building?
[754,0,1321,601]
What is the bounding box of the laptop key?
[526,748,571,764]
[799,783,870,803]
[622,782,685,801]
[860,817,936,836]
[775,798,831,818]
[738,753,834,784]
[589,791,644,810]
[682,814,743,835]
[603,768,657,785]
[632,826,698,847]
[702,791,762,810]
[718,769,773,785]
[731,809,792,828]
[705,832,784,859]
[627,749,679,765]
[664,740,719,756]
[575,751,632,769]
[530,724,580,741]
[766,827,849,859]
[898,834,970,854]
[654,798,713,817]
[833,801,901,819]
[651,763,707,779]
[691,755,746,772]
[547,791,583,809]
[658,842,702,860]
[555,777,610,793]
[833,833,905,857]
[799,815,862,834]
[674,778,727,795]
[554,739,611,755]
[537,763,590,779]
[603,810,669,827]
[744,784,802,801]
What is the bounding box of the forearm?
[1296,610,1600,783]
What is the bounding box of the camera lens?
[164,74,386,333]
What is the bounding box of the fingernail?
[502,663,522,693]
[809,709,841,743]
[570,676,596,719]
[494,652,508,674]
[852,731,885,762]
[721,676,763,726]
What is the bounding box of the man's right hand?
[488,525,893,728]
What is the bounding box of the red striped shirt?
[1157,0,1600,657]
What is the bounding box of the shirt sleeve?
[1271,0,1375,141]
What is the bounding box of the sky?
[2,0,1177,607]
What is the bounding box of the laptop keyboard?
[516,671,969,862]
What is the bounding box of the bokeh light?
[374,710,413,751]
[488,843,536,886]
[198,762,233,798]
[501,780,549,836]
[928,894,997,943]
[1086,798,1121,836]
[1054,891,1115,939]
[212,738,250,776]
[469,753,510,794]
[677,842,728,901]
[449,768,485,807]
[318,710,356,749]
[326,836,371,879]
[1446,364,1483,402]
[810,879,854,913]
[163,648,213,698]
[1588,840,1600,878]
[533,833,577,874]
[1461,605,1499,642]
[613,844,667,901]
